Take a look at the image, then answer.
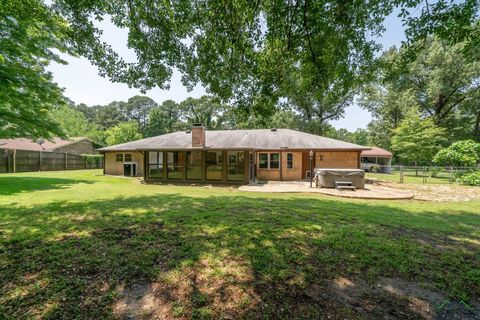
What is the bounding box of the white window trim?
[258,152,280,170]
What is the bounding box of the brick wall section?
[282,151,302,180]
[104,151,144,176]
[257,150,359,181]
[256,168,281,181]
[315,151,360,169]
[191,126,206,147]
[55,140,99,155]
[256,151,302,181]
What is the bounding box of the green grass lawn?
[0,170,479,319]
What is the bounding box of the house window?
[148,151,163,179]
[270,153,280,169]
[116,154,123,162]
[228,151,245,181]
[258,152,280,169]
[167,151,183,179]
[287,153,293,169]
[124,154,132,162]
[258,153,268,169]
[206,151,223,180]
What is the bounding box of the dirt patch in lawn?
[112,259,480,319]
[113,257,258,319]
[327,276,479,320]
[368,180,480,202]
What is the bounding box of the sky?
[47,11,405,131]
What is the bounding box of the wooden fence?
[0,149,103,173]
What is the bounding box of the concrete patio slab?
[239,181,414,200]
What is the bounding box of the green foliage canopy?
[51,0,479,109]
[0,0,71,138]
[391,109,447,165]
[104,121,143,146]
[51,104,100,140]
[433,140,480,166]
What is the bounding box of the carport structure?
[360,147,393,173]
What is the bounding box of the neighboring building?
[99,125,370,184]
[0,137,101,155]
[360,147,393,173]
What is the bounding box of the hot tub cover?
[315,169,364,176]
[314,169,365,189]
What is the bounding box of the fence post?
[65,152,68,170]
[13,149,16,173]
[423,166,426,184]
[400,165,404,183]
[39,151,42,171]
[449,166,453,184]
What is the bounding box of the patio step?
[336,185,356,191]
[335,181,356,191]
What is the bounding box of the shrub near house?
[434,140,480,167]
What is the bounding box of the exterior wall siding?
[54,140,99,155]
[257,150,360,181]
[282,151,303,180]
[315,151,360,169]
[104,151,144,176]
[103,149,361,182]
[256,151,302,181]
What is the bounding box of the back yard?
[0,170,479,319]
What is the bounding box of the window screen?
[258,153,268,169]
[269,153,280,169]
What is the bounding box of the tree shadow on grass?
[0,194,479,319]
[0,176,95,195]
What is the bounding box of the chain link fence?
[365,165,480,185]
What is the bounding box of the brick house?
[0,137,101,155]
[99,125,370,184]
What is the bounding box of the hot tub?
[314,169,365,189]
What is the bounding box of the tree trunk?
[474,107,480,142]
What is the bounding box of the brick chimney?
[191,123,206,147]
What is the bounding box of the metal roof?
[361,146,393,157]
[98,129,370,152]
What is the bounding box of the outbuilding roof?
[0,137,100,152]
[361,146,393,157]
[98,129,370,151]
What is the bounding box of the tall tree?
[94,101,127,130]
[0,0,71,138]
[104,121,143,146]
[51,105,101,140]
[51,0,478,114]
[124,96,157,133]
[391,108,447,165]
[178,96,227,129]
[362,38,480,145]
[145,100,186,137]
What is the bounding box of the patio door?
[249,151,255,182]
[302,152,315,179]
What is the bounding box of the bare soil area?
[370,180,480,202]
[113,271,480,319]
